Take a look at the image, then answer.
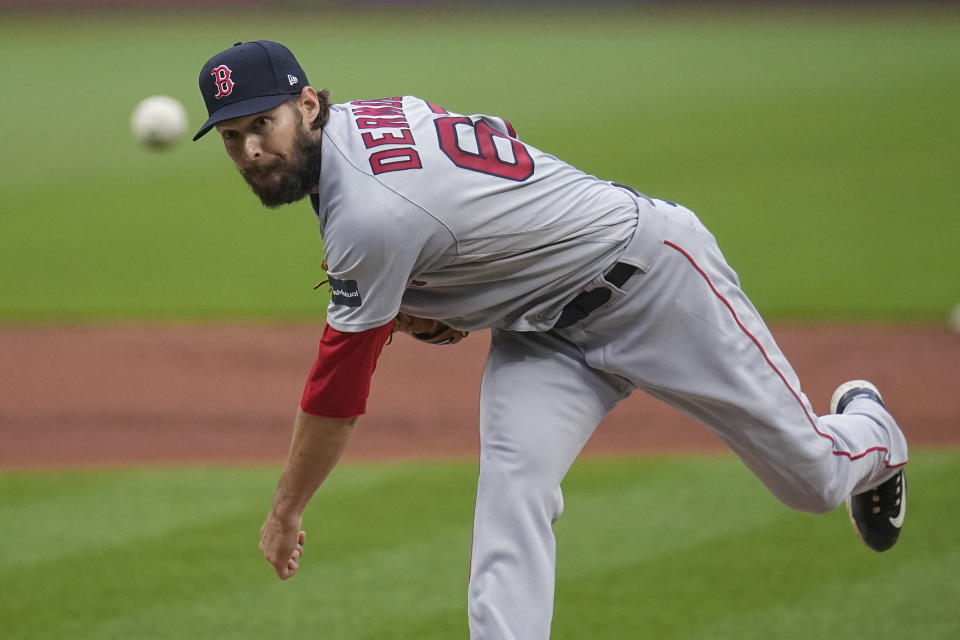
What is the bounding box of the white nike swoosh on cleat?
[889,478,906,529]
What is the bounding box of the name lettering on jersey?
[349,98,422,175]
[356,117,409,129]
[328,276,363,308]
[361,128,415,148]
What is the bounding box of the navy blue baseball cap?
[193,40,309,141]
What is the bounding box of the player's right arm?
[259,409,356,580]
[259,320,394,580]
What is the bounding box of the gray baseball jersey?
[310,96,639,333]
[305,96,908,640]
[193,40,909,640]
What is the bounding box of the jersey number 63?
[434,116,535,182]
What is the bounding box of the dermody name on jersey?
[350,98,422,175]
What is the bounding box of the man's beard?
[242,124,323,209]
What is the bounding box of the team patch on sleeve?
[328,276,363,307]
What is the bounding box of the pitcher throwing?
[193,40,908,640]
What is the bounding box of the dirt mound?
[1,325,956,469]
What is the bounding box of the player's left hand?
[393,312,469,345]
[259,510,305,580]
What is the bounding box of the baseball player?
[194,41,908,639]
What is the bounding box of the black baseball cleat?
[830,380,906,552]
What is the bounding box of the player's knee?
[479,462,565,523]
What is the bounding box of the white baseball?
[131,95,188,148]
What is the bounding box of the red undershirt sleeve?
[300,320,394,419]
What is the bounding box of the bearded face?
[241,110,323,209]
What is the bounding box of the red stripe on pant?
[662,240,899,467]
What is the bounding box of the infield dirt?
[1,325,956,469]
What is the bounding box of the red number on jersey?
[434,116,534,182]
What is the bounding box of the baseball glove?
[392,313,469,346]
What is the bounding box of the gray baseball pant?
[467,199,907,640]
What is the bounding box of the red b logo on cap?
[211,65,234,99]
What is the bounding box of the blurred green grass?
[1,8,958,322]
[1,451,957,639]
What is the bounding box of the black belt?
[554,262,638,329]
